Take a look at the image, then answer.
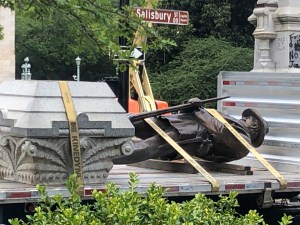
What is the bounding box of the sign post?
[118,0,130,112]
[117,3,189,113]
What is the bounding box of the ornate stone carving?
[250,1,278,71]
[0,135,130,185]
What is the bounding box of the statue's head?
[241,108,269,147]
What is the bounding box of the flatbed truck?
[0,71,300,223]
[0,163,299,223]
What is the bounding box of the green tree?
[2,0,257,102]
[150,37,253,106]
[0,0,13,8]
[158,0,256,46]
[13,0,175,80]
[147,0,256,70]
[14,0,171,55]
[15,8,115,80]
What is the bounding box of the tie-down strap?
[144,118,220,192]
[58,81,84,187]
[206,108,287,189]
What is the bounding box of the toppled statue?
[113,97,269,164]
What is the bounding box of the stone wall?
[0,7,15,81]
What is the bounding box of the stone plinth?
[250,0,300,72]
[0,7,15,81]
[249,1,278,72]
[272,0,300,71]
[0,80,135,185]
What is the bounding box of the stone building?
[0,7,15,81]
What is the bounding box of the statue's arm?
[193,109,226,135]
[193,109,251,148]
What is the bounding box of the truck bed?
[0,165,299,204]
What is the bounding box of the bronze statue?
[113,98,269,164]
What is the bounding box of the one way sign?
[130,47,145,61]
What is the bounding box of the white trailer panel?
[217,71,300,171]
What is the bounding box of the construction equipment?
[117,0,189,113]
[129,95,230,122]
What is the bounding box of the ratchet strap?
[144,118,220,192]
[59,81,84,194]
[206,108,287,189]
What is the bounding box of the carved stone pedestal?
[0,80,134,185]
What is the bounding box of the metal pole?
[118,0,130,112]
[75,56,81,82]
[77,64,80,82]
[0,205,3,224]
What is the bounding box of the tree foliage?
[13,0,175,80]
[144,0,257,105]
[150,37,253,106]
[0,0,14,9]
[15,0,171,54]
[147,0,256,70]
[1,0,257,101]
[158,0,256,47]
[15,7,116,80]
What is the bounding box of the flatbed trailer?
[0,164,299,203]
[0,164,299,223]
[108,165,300,196]
[1,71,300,223]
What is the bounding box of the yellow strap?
[206,108,287,189]
[58,81,84,191]
[144,118,220,192]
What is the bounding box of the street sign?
[130,47,144,60]
[134,8,189,25]
[114,46,145,61]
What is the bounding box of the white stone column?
[249,0,278,72]
[272,0,300,72]
[249,0,300,72]
[0,7,15,81]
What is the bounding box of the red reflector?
[225,184,245,190]
[223,81,236,85]
[6,192,31,198]
[223,102,236,106]
[287,182,300,188]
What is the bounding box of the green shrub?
[9,173,293,225]
[150,37,254,106]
